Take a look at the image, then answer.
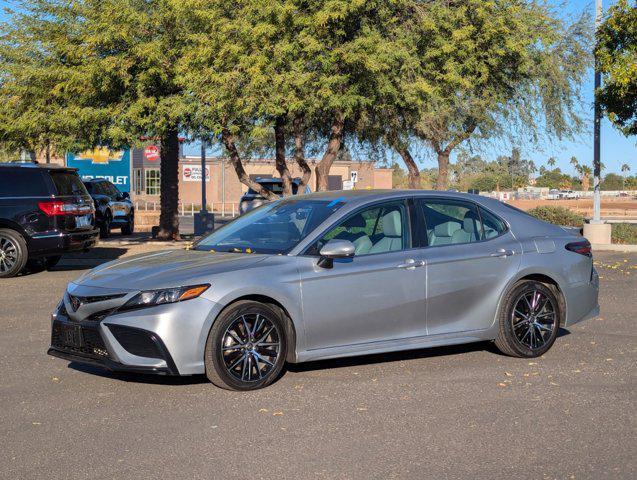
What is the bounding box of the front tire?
[0,228,28,278]
[494,280,561,358]
[99,212,111,238]
[121,212,134,235]
[205,301,287,391]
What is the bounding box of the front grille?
[107,325,165,359]
[51,320,109,358]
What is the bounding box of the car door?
[416,197,522,335]
[296,199,427,351]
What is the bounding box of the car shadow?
[18,247,129,276]
[67,362,209,386]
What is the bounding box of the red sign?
[144,145,160,162]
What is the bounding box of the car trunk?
[46,170,96,233]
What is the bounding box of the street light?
[193,140,215,236]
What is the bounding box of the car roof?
[0,162,77,172]
[254,177,301,183]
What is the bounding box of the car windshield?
[247,181,298,195]
[195,198,345,254]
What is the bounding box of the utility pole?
[592,0,602,224]
[200,141,207,214]
[193,140,215,236]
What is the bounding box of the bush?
[611,224,637,244]
[527,206,584,227]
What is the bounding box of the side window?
[479,207,506,239]
[419,199,482,246]
[314,201,409,256]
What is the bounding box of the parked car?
[239,177,310,214]
[547,189,560,200]
[48,190,599,390]
[561,190,580,200]
[82,178,134,237]
[0,163,98,278]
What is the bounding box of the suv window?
[314,201,409,256]
[418,199,483,246]
[50,171,87,196]
[0,169,49,197]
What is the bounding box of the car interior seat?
[429,221,462,246]
[334,214,372,255]
[451,211,481,244]
[369,210,402,254]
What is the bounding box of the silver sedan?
[48,190,599,390]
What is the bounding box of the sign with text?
[144,145,160,162]
[66,147,131,192]
[183,165,210,182]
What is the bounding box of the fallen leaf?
[497,382,507,387]
[272,411,284,416]
[504,372,513,377]
[258,408,268,413]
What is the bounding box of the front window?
[145,169,160,195]
[196,198,345,254]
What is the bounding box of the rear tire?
[205,301,287,391]
[494,280,561,358]
[0,228,28,278]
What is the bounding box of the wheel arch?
[212,294,298,363]
[0,219,28,240]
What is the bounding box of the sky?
[1,0,634,174]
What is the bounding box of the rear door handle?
[397,259,425,269]
[490,249,514,258]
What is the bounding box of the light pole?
[193,140,215,236]
[592,0,602,224]
[200,141,207,214]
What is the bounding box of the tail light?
[565,240,592,257]
[38,201,94,216]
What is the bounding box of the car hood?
[73,249,269,291]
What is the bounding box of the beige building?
[133,155,392,207]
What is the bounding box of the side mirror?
[122,191,130,199]
[318,239,355,268]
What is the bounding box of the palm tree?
[570,156,579,176]
[547,157,556,168]
[621,163,631,191]
[579,165,592,191]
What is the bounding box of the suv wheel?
[0,228,28,278]
[99,212,111,238]
[205,301,287,390]
[494,280,561,358]
[121,212,134,235]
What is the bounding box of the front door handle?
[397,259,425,269]
[490,249,514,258]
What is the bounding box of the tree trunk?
[436,150,450,190]
[157,128,180,240]
[221,127,279,201]
[395,146,420,189]
[293,114,311,192]
[28,150,37,163]
[315,113,344,191]
[274,114,293,196]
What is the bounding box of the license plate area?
[58,323,83,349]
[75,214,92,228]
[51,320,108,358]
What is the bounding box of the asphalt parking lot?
[1,249,635,480]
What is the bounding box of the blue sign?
[66,148,131,192]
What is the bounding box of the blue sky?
[1,0,634,174]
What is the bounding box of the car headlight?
[120,284,210,311]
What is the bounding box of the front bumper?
[48,294,219,376]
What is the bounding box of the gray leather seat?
[335,214,372,255]
[369,210,402,254]
[451,211,481,244]
[429,221,462,246]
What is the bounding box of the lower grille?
[51,321,109,358]
[107,324,163,359]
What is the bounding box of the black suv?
[0,163,98,278]
[82,178,134,237]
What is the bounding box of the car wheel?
[205,301,287,391]
[494,280,561,358]
[99,212,111,238]
[121,212,134,235]
[0,228,28,278]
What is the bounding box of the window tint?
[50,171,87,196]
[419,199,482,246]
[315,201,408,256]
[479,207,506,239]
[0,170,49,197]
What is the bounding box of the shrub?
[527,206,584,227]
[611,223,637,244]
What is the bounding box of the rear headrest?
[434,221,461,237]
[343,214,366,228]
[382,210,402,237]
[463,211,480,233]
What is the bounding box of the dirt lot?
[509,197,637,217]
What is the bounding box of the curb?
[592,244,637,252]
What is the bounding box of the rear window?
[247,181,298,196]
[50,171,88,196]
[0,169,49,197]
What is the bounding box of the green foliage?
[612,223,637,244]
[601,173,625,190]
[596,0,637,136]
[534,168,576,190]
[527,206,584,227]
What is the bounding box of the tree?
[570,156,579,176]
[577,164,592,191]
[547,157,557,168]
[601,173,624,191]
[596,0,637,136]
[621,163,631,190]
[402,0,590,190]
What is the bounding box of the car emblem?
[69,295,81,312]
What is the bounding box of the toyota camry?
[48,190,599,390]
